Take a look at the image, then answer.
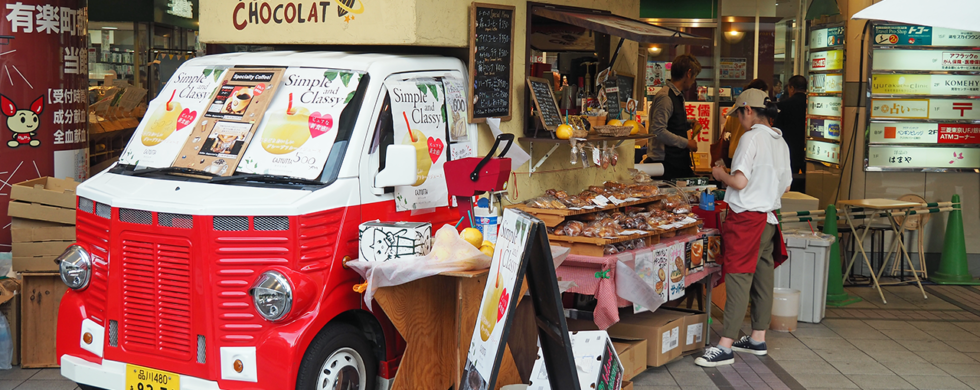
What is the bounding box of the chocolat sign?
[231,1,365,29]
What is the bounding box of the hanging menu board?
[868,23,980,171]
[527,76,563,131]
[469,3,515,122]
[806,22,845,166]
[604,78,621,119]
[172,68,285,175]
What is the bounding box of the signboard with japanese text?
[808,96,843,117]
[386,79,449,211]
[871,98,980,121]
[873,25,980,47]
[719,58,746,80]
[869,122,980,145]
[684,102,715,171]
[0,0,88,246]
[868,146,980,170]
[809,74,843,94]
[809,50,844,72]
[806,139,840,165]
[810,26,845,49]
[646,61,669,95]
[120,66,228,168]
[808,118,841,141]
[871,74,980,96]
[873,50,980,72]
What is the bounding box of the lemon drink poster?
[237,67,365,179]
[119,66,228,168]
[387,79,449,211]
[443,75,470,142]
[462,208,533,390]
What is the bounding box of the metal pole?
[753,0,761,79]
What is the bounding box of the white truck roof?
[183,51,466,77]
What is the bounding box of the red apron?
[720,210,788,275]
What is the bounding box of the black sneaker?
[694,346,734,367]
[731,335,768,356]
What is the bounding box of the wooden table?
[374,269,523,390]
[837,199,927,303]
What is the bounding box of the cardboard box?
[10,177,78,209]
[358,221,432,262]
[7,201,76,225]
[21,273,68,368]
[666,309,708,352]
[12,241,73,257]
[667,243,686,300]
[607,310,688,367]
[621,381,633,390]
[527,330,623,390]
[11,218,75,243]
[613,339,648,381]
[13,256,60,272]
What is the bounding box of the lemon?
[607,119,624,127]
[556,124,574,140]
[480,245,495,258]
[460,228,483,248]
[435,227,458,244]
[623,120,643,135]
[482,240,494,248]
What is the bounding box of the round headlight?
[57,245,91,290]
[249,271,293,322]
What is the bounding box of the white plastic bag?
[347,225,492,309]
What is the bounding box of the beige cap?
[726,89,771,117]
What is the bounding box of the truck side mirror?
[375,145,418,188]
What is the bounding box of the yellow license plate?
[126,364,180,390]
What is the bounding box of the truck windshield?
[113,67,370,188]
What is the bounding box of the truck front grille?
[120,233,194,361]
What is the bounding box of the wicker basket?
[571,129,589,138]
[594,125,632,137]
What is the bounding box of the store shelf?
[520,134,649,175]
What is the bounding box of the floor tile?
[777,359,839,375]
[815,348,875,363]
[863,320,916,330]
[665,356,704,373]
[845,374,915,389]
[937,363,980,377]
[0,381,17,390]
[0,367,38,382]
[950,341,980,353]
[880,328,937,341]
[848,338,909,352]
[789,373,858,389]
[633,368,679,386]
[927,330,980,343]
[881,360,947,376]
[29,369,65,380]
[767,337,808,350]
[829,360,889,375]
[900,374,971,390]
[864,349,926,363]
[832,328,890,340]
[791,327,842,339]
[766,348,821,361]
[798,337,857,351]
[953,375,980,390]
[9,380,79,390]
[917,351,977,364]
[823,319,873,330]
[633,386,683,390]
[670,370,715,387]
[904,339,957,352]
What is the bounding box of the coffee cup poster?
[462,209,533,390]
[387,79,449,211]
[238,68,365,179]
[119,66,228,168]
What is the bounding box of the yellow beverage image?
[261,107,312,154]
[141,102,182,146]
[479,274,504,341]
[402,129,431,186]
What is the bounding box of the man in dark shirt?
[646,54,701,179]
[773,75,807,192]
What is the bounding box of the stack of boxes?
[7,177,76,368]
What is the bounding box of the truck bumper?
[61,355,221,390]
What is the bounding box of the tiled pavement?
[11,284,980,390]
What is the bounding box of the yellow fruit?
[624,120,643,135]
[430,247,451,262]
[607,119,624,127]
[435,227,458,244]
[460,228,483,248]
[402,129,432,186]
[260,107,312,154]
[141,102,182,146]
[480,245,495,258]
[556,124,574,140]
[482,240,494,248]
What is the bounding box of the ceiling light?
[723,31,745,44]
[647,46,662,56]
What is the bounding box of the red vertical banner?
[0,0,88,246]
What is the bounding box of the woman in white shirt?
[696,89,793,367]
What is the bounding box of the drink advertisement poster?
[719,58,747,80]
[462,208,534,390]
[387,79,450,211]
[172,68,285,176]
[120,66,228,168]
[237,68,364,180]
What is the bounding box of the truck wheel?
[77,385,106,390]
[296,323,377,390]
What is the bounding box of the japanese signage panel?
[871,98,980,120]
[0,0,88,246]
[873,49,980,72]
[810,26,845,49]
[719,58,747,80]
[871,74,980,95]
[808,118,841,141]
[646,61,669,95]
[809,74,843,94]
[386,79,450,211]
[869,122,980,145]
[809,50,844,72]
[873,25,980,47]
[806,139,840,165]
[807,96,843,117]
[684,102,715,171]
[868,146,980,169]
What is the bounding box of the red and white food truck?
[56,51,475,390]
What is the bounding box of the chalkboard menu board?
[527,76,563,131]
[604,78,621,119]
[616,74,635,103]
[469,3,515,123]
